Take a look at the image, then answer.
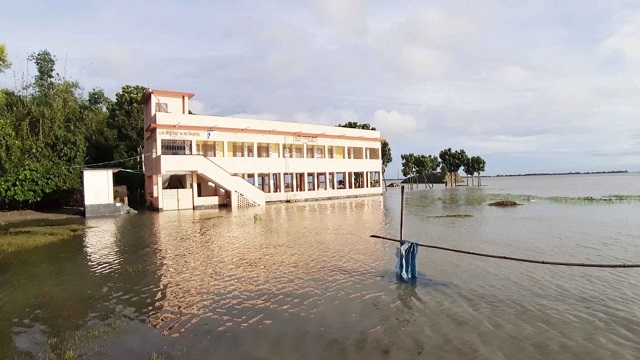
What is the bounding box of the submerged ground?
[1,174,639,359]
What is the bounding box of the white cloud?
[600,12,640,61]
[406,6,473,44]
[399,45,451,78]
[372,110,420,139]
[495,65,533,87]
[188,100,206,115]
[293,108,360,126]
[229,113,281,121]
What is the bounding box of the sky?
[1,0,640,176]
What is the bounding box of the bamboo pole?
[370,234,640,268]
[400,185,405,240]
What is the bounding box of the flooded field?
[1,174,640,359]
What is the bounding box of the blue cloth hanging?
[396,240,418,282]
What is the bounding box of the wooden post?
[400,185,405,240]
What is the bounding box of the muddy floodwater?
[1,173,640,359]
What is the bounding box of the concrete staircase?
[159,155,265,208]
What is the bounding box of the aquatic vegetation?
[0,224,85,257]
[145,353,167,360]
[488,200,522,207]
[41,319,127,360]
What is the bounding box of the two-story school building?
[141,89,384,211]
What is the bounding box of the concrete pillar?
[191,172,198,204]
[268,173,273,193]
[253,173,258,188]
[304,172,309,191]
[325,172,329,190]
[157,174,163,210]
[292,173,297,192]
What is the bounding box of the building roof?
[140,89,196,104]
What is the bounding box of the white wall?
[83,170,114,205]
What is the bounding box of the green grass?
[0,224,85,257]
[40,319,127,359]
[145,353,167,360]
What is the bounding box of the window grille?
[161,140,192,155]
[156,102,168,113]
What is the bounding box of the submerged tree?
[470,156,486,186]
[400,153,415,189]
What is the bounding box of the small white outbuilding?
[83,168,127,217]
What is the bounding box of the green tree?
[470,156,486,186]
[414,154,440,188]
[0,44,10,73]
[439,148,468,187]
[400,153,417,189]
[106,85,146,204]
[337,121,393,186]
[0,50,86,208]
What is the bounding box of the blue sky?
[2,0,640,176]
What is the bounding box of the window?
[336,172,346,189]
[161,140,191,155]
[366,148,380,160]
[196,141,223,157]
[307,173,315,191]
[354,172,365,188]
[318,174,326,190]
[270,144,280,158]
[227,142,254,157]
[283,144,303,158]
[284,173,293,192]
[369,171,380,187]
[257,143,280,158]
[257,143,270,158]
[156,102,168,113]
[306,145,325,158]
[328,146,345,159]
[348,147,364,159]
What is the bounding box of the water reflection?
[147,198,389,337]
[84,217,122,275]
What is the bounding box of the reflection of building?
[141,89,384,211]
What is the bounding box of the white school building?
[141,89,384,211]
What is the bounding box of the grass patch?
[488,200,522,207]
[40,319,127,360]
[426,214,473,218]
[145,353,167,360]
[0,224,85,257]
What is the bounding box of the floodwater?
[1,173,640,359]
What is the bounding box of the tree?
[0,44,10,73]
[107,85,147,205]
[0,50,86,208]
[337,121,393,186]
[438,148,454,187]
[413,154,440,189]
[439,148,468,187]
[470,156,486,186]
[400,153,417,189]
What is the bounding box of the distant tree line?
[0,46,146,210]
[401,148,486,189]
